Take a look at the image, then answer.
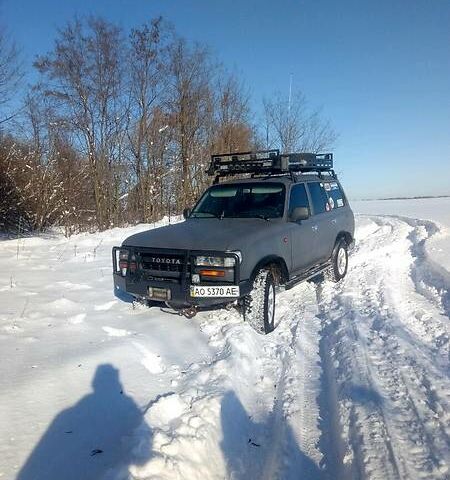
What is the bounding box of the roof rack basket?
[207,149,334,182]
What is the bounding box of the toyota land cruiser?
[113,150,354,334]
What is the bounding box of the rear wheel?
[325,239,348,282]
[243,269,276,334]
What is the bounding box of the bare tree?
[127,18,173,222]
[263,90,336,153]
[212,73,253,154]
[34,17,128,229]
[166,39,215,209]
[0,87,97,234]
[0,28,22,125]
[0,136,27,231]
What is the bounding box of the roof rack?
[207,149,334,182]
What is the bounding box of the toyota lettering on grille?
[150,257,181,265]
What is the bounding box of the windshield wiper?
[253,214,271,222]
[224,214,271,221]
[191,212,224,219]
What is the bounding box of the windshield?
[191,182,285,219]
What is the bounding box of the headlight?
[195,256,230,267]
[194,251,242,267]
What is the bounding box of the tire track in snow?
[316,219,401,480]
[318,216,450,480]
[319,290,402,480]
[260,292,324,480]
[260,308,303,480]
[371,215,449,354]
[317,293,364,480]
[402,216,450,320]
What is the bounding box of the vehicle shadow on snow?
[17,364,152,480]
[220,391,325,480]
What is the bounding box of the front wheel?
[325,239,348,282]
[243,269,276,334]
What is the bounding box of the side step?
[283,262,331,291]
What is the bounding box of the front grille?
[140,253,184,273]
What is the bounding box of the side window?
[324,181,345,209]
[289,184,310,216]
[307,182,328,215]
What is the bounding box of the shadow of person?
[220,391,324,480]
[17,364,152,480]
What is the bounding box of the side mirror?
[183,207,191,219]
[289,206,309,222]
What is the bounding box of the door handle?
[312,225,318,232]
[331,219,337,225]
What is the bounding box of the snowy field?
[353,197,450,274]
[0,198,449,480]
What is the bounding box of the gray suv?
[113,150,354,334]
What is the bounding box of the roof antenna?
[288,73,293,115]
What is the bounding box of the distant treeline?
[0,17,335,234]
[357,195,450,202]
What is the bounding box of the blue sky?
[2,0,449,199]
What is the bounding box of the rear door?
[287,183,319,273]
[306,181,336,262]
[322,180,348,248]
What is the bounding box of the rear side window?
[323,181,345,209]
[289,184,310,216]
[307,182,329,215]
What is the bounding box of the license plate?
[190,285,240,298]
[148,287,171,301]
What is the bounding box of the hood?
[122,218,280,251]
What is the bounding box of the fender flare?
[336,231,353,247]
[250,255,289,285]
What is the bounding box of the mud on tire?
[243,269,276,334]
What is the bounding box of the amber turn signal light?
[199,269,225,277]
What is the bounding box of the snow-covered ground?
[353,197,450,274]
[0,200,449,480]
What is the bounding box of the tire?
[324,239,348,282]
[243,269,276,334]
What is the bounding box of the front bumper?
[112,247,251,307]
